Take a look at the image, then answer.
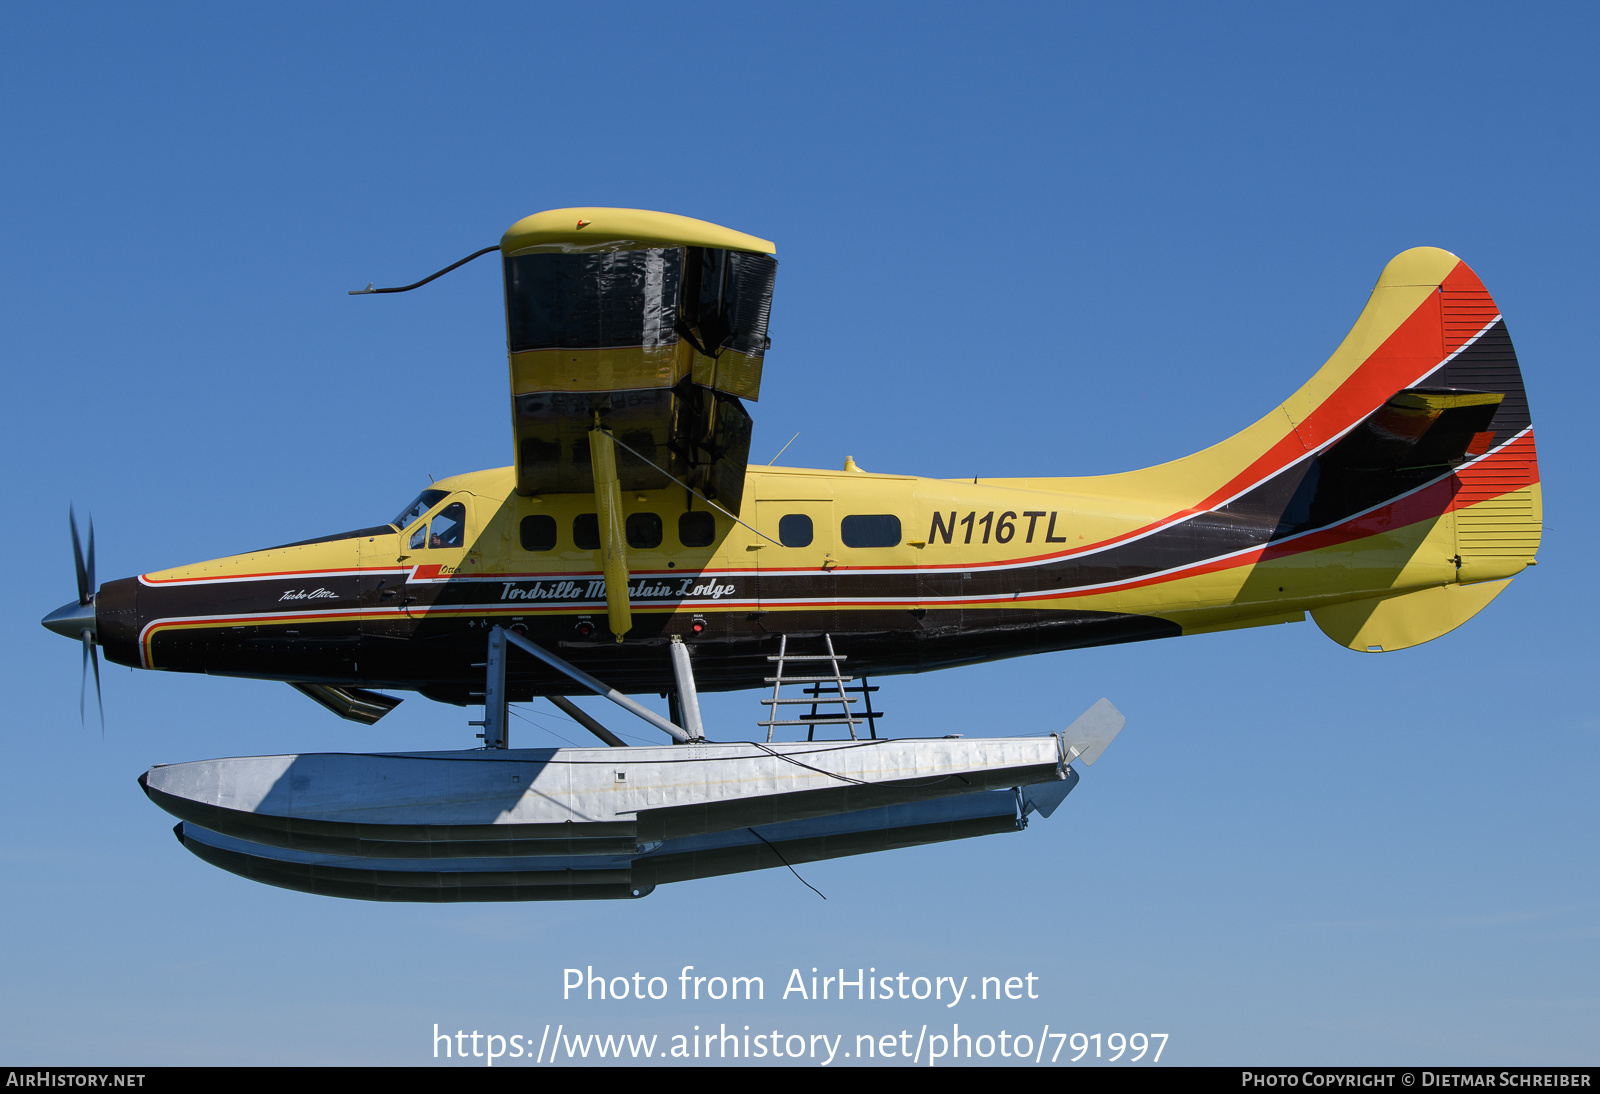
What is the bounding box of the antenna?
[768,432,800,465]
[349,245,499,295]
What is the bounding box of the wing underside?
[500,211,777,516]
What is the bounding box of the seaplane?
[42,208,1541,902]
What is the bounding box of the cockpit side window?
[427,503,466,549]
[409,500,466,550]
[392,488,449,531]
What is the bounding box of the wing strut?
[588,421,632,641]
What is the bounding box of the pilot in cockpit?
[427,503,466,549]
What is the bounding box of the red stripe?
[1044,432,1540,600]
[997,259,1482,566]
[1195,264,1466,510]
[1440,262,1498,353]
[142,564,410,584]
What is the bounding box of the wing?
[498,207,777,516]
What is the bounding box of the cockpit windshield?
[391,488,449,530]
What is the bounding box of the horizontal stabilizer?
[1062,698,1125,766]
[1311,578,1513,652]
[1348,388,1504,469]
[1274,388,1505,539]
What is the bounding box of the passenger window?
[573,514,600,551]
[778,514,813,548]
[427,503,466,549]
[626,512,663,549]
[520,515,557,552]
[841,514,900,548]
[679,511,716,548]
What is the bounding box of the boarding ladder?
[758,635,883,742]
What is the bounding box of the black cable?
[601,432,783,546]
[375,738,897,766]
[752,741,876,785]
[507,706,579,747]
[752,741,970,790]
[545,704,654,746]
[349,244,499,295]
[747,827,826,900]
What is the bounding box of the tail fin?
[1278,249,1540,649]
[1077,248,1537,512]
[1298,250,1540,650]
[1076,248,1539,651]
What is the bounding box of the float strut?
[479,626,508,749]
[492,626,692,744]
[548,695,627,748]
[668,635,706,741]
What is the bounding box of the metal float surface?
[141,736,1065,828]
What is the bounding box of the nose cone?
[42,599,96,641]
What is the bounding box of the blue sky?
[2,2,1595,1065]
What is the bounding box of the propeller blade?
[79,630,89,725]
[67,507,104,732]
[89,638,104,736]
[70,506,89,606]
[79,631,105,734]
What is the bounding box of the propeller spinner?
[41,507,103,730]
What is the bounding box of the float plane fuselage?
[48,210,1541,725]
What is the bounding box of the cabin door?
[754,492,836,633]
[357,525,407,653]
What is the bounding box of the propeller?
[69,507,103,732]
[71,504,94,607]
[42,507,103,732]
